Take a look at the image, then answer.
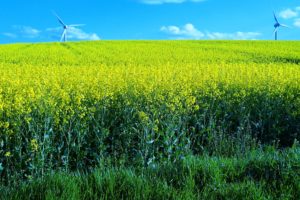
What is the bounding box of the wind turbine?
[53,12,85,42]
[273,11,289,40]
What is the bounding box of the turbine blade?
[68,24,85,27]
[273,11,279,23]
[53,11,66,27]
[280,24,290,28]
[273,27,278,35]
[60,30,66,42]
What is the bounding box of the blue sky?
[0,0,300,43]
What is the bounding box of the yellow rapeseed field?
[0,41,300,182]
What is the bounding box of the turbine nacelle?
[274,23,280,28]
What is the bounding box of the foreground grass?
[1,146,299,200]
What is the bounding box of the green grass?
[1,146,299,200]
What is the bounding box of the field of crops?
[0,41,300,199]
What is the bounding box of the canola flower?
[4,152,11,157]
[30,139,39,152]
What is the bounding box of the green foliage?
[1,147,299,199]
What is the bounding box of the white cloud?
[161,23,261,40]
[67,27,100,40]
[279,9,298,19]
[2,32,17,38]
[161,23,205,39]
[140,0,205,5]
[207,32,261,40]
[47,27,100,41]
[294,18,300,27]
[278,6,300,28]
[13,26,41,38]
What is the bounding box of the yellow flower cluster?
[0,41,299,157]
[30,139,39,152]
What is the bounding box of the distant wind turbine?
[53,12,85,42]
[273,11,289,41]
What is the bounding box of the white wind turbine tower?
[273,11,289,41]
[53,12,85,42]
